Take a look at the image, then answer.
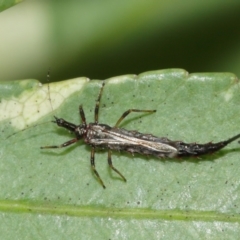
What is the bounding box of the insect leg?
[91,147,106,188]
[94,82,105,124]
[108,150,126,182]
[79,105,86,124]
[114,109,156,127]
[40,138,78,149]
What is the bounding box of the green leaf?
[1,69,240,239]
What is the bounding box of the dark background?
[0,1,240,82]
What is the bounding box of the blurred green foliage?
[0,1,240,82]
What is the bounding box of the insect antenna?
[47,70,54,113]
[5,121,53,140]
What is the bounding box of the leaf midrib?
[0,200,239,222]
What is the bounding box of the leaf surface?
[0,69,240,239]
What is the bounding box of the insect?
[40,81,240,188]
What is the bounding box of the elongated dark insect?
[41,82,240,188]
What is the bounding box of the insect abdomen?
[175,141,227,156]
